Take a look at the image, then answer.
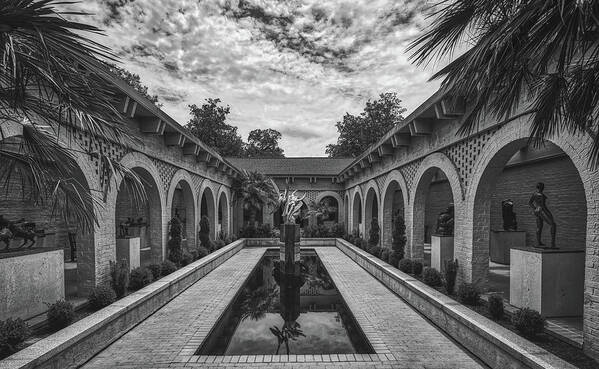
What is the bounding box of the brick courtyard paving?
[82,247,485,369]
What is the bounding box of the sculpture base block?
[431,235,454,272]
[490,230,526,264]
[510,247,584,317]
[116,237,140,270]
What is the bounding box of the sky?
[63,0,442,156]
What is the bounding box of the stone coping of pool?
[0,239,245,369]
[0,246,63,260]
[334,238,575,369]
[0,238,575,369]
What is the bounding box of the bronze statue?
[501,199,518,231]
[528,182,556,248]
[435,204,454,236]
[118,217,133,238]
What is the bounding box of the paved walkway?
[82,247,485,368]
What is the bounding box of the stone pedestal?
[490,230,526,264]
[129,225,147,249]
[431,235,454,272]
[510,247,584,317]
[116,237,140,270]
[280,224,300,275]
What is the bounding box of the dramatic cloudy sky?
[63,0,442,156]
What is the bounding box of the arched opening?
[413,168,455,266]
[218,192,229,238]
[472,140,586,329]
[115,167,162,267]
[352,192,362,236]
[383,180,405,249]
[317,196,339,226]
[365,188,379,246]
[170,180,195,250]
[200,187,216,239]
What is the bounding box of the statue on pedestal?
[528,182,556,248]
[501,199,518,231]
[118,217,133,238]
[435,204,454,236]
[0,215,12,251]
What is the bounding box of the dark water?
[197,249,373,356]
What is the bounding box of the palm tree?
[408,1,599,165]
[232,170,279,226]
[0,0,145,233]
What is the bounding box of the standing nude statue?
[528,182,556,248]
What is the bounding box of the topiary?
[444,259,459,295]
[398,258,413,273]
[110,259,129,298]
[199,215,213,250]
[388,251,401,268]
[488,295,505,321]
[0,318,30,357]
[457,283,480,305]
[368,218,380,247]
[161,260,177,276]
[513,308,545,337]
[129,267,153,291]
[167,217,183,265]
[197,246,209,259]
[89,285,117,309]
[147,263,162,280]
[412,261,423,275]
[47,300,74,330]
[422,267,443,287]
[368,246,382,257]
[380,248,391,263]
[391,214,406,260]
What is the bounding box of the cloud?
[61,0,439,156]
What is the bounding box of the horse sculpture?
[0,216,38,251]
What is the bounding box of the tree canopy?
[326,92,406,158]
[408,0,599,166]
[109,64,161,107]
[245,129,285,158]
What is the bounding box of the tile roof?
[226,157,354,176]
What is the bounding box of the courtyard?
[1,1,599,369]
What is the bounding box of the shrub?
[388,251,401,268]
[353,237,367,250]
[391,214,406,260]
[457,283,480,305]
[412,261,423,275]
[488,295,505,321]
[129,267,153,291]
[197,246,209,259]
[513,308,545,337]
[368,246,382,257]
[380,248,391,263]
[161,260,177,276]
[89,285,116,309]
[422,267,443,287]
[330,222,346,238]
[47,300,74,330]
[398,258,413,273]
[199,215,212,250]
[167,217,183,265]
[147,263,162,280]
[368,218,380,247]
[0,318,30,357]
[110,259,129,298]
[444,259,458,294]
[180,251,194,267]
[213,239,226,250]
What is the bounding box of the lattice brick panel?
[152,158,177,193]
[400,158,422,193]
[375,173,387,194]
[444,128,498,189]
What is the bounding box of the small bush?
[457,283,480,305]
[167,217,183,265]
[388,251,401,268]
[488,295,505,321]
[161,260,178,276]
[368,246,382,257]
[354,237,367,250]
[0,318,30,356]
[380,248,391,263]
[197,246,209,259]
[110,259,129,298]
[147,263,162,280]
[129,267,154,291]
[47,300,74,330]
[398,258,413,273]
[180,251,194,267]
[368,218,380,247]
[444,259,458,294]
[89,285,116,309]
[422,267,443,287]
[513,308,545,337]
[213,239,226,250]
[412,261,423,275]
